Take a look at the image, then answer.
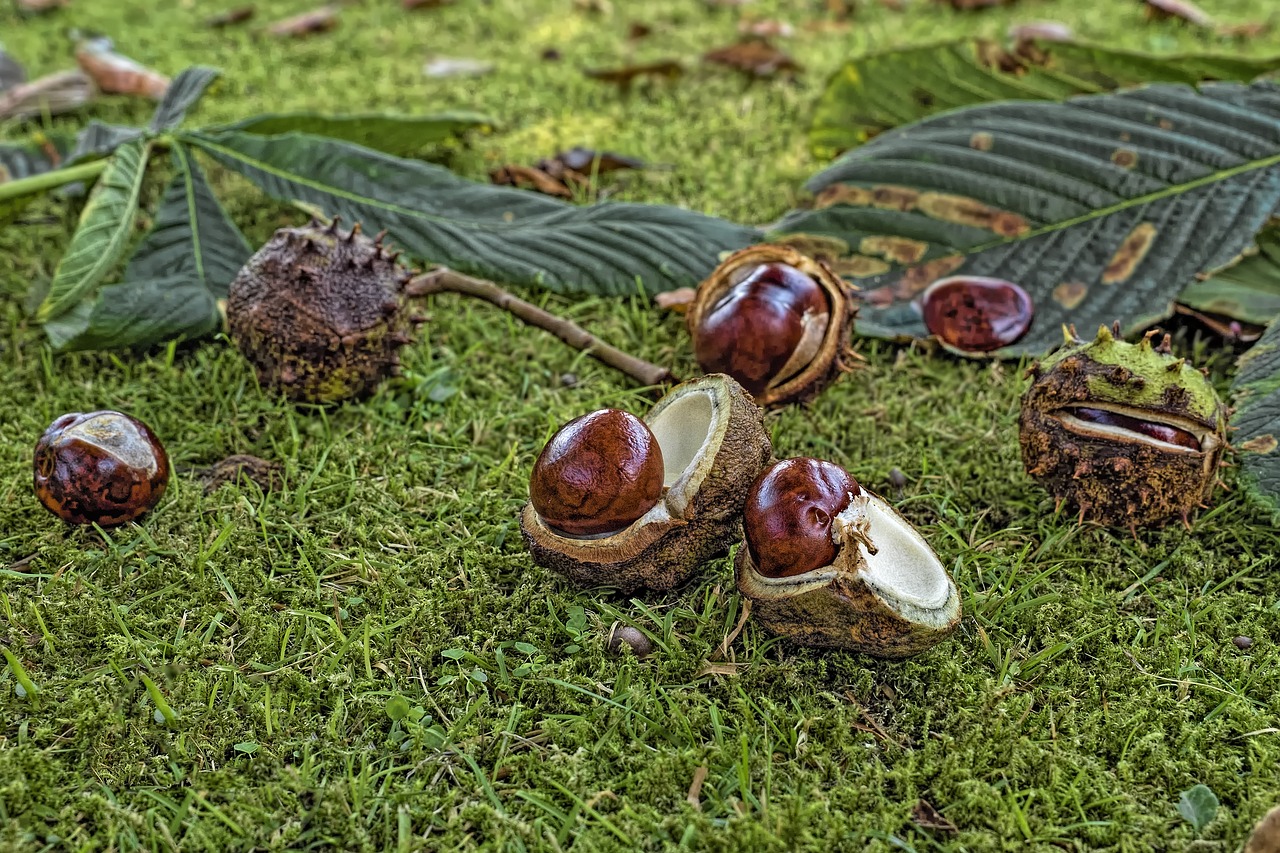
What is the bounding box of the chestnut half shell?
[735,459,960,658]
[521,374,773,592]
[687,244,858,408]
[33,411,170,526]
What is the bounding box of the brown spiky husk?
[687,244,858,408]
[227,219,415,403]
[734,493,961,658]
[1019,352,1224,528]
[520,375,772,592]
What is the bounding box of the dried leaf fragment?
[205,6,255,27]
[0,70,93,121]
[1144,0,1213,27]
[198,455,282,494]
[265,5,340,37]
[935,0,1010,9]
[404,0,454,8]
[489,164,575,198]
[702,40,801,78]
[627,22,653,39]
[911,800,959,835]
[74,37,169,100]
[584,60,683,92]
[1215,20,1271,39]
[654,288,696,313]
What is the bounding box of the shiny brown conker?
[529,409,665,537]
[1070,407,1201,451]
[920,275,1033,353]
[693,262,829,397]
[744,457,861,579]
[33,411,170,526]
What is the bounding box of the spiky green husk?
[227,220,415,404]
[1020,326,1229,528]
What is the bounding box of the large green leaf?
[1177,223,1280,326]
[46,145,252,351]
[185,130,760,295]
[810,40,1280,159]
[776,81,1280,356]
[36,140,151,323]
[212,111,498,157]
[150,66,220,132]
[1230,319,1280,521]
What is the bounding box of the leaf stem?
[406,268,677,389]
[0,159,108,202]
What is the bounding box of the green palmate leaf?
[776,81,1280,356]
[1178,223,1280,326]
[185,130,759,295]
[213,110,497,157]
[66,121,145,170]
[150,66,220,132]
[1230,318,1280,520]
[810,40,1280,158]
[36,140,151,323]
[45,145,251,351]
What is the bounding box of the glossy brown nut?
[529,409,665,536]
[693,263,829,397]
[1072,407,1201,451]
[744,457,860,578]
[921,276,1033,353]
[33,411,170,526]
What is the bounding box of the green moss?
[2,0,1280,851]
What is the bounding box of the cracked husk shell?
[687,244,858,407]
[228,219,415,404]
[736,491,961,658]
[1019,326,1229,528]
[521,374,772,592]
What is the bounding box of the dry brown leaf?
[911,800,959,835]
[584,59,683,92]
[687,766,709,810]
[404,0,453,8]
[205,6,255,27]
[74,38,168,100]
[0,69,93,120]
[198,455,282,494]
[489,164,575,198]
[974,39,1025,73]
[627,21,653,39]
[16,0,69,11]
[694,661,745,678]
[1172,304,1265,343]
[702,40,801,78]
[1144,0,1213,26]
[265,5,339,37]
[654,288,697,313]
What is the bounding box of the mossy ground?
[2,1,1279,850]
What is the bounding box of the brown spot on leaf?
[871,185,922,212]
[1158,118,1174,131]
[970,132,994,151]
[1112,148,1139,168]
[892,255,965,300]
[769,233,852,261]
[859,236,929,264]
[0,164,9,183]
[919,193,1030,236]
[814,184,873,208]
[1102,222,1157,284]
[1053,280,1088,309]
[831,254,892,278]
[1119,132,1131,142]
[1240,434,1278,454]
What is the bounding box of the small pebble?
[888,468,907,490]
[559,372,579,388]
[1234,635,1253,650]
[605,623,653,658]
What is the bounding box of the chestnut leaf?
[778,80,1280,356]
[808,39,1280,159]
[44,145,251,351]
[1230,314,1280,521]
[185,129,760,295]
[213,110,499,158]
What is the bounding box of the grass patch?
[2,0,1279,850]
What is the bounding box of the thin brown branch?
[406,267,678,389]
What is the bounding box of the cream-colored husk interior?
[856,497,951,610]
[647,384,724,516]
[1053,403,1214,454]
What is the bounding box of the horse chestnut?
[529,409,665,536]
[920,275,1033,353]
[693,262,830,397]
[744,457,861,578]
[33,411,170,526]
